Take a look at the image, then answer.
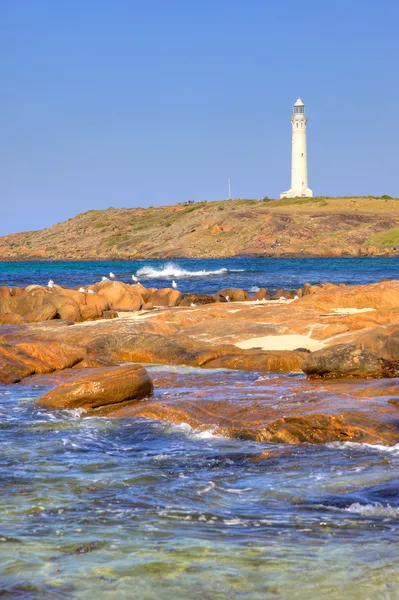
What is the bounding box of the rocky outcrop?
[37,365,153,413]
[1,279,398,389]
[297,280,399,311]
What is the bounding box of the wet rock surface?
[38,365,153,413]
[107,368,399,445]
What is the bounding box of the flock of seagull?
[46,276,294,305]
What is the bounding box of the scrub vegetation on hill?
[0,196,398,260]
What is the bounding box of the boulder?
[93,280,144,311]
[214,288,251,302]
[24,299,58,322]
[179,294,215,306]
[272,288,296,300]
[112,292,143,312]
[253,288,268,301]
[149,288,183,307]
[303,343,397,379]
[0,286,11,299]
[142,301,154,310]
[37,365,153,413]
[79,292,110,320]
[133,284,156,302]
[56,300,82,322]
[380,331,399,363]
[0,295,14,315]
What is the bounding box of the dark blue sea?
[1,258,399,599]
[0,256,398,294]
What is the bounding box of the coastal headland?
[1,276,399,445]
[1,196,399,260]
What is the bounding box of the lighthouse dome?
[294,98,304,106]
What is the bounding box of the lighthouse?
[280,98,312,199]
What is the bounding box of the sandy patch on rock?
[330,307,376,315]
[235,334,324,352]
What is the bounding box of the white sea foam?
[136,262,243,279]
[64,407,87,419]
[249,285,260,292]
[161,421,222,440]
[197,481,216,495]
[326,441,399,456]
[343,502,399,517]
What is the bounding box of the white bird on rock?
[132,275,139,283]
[109,272,115,279]
[47,279,55,288]
[78,287,86,293]
[190,303,197,307]
[101,276,109,281]
[172,280,178,289]
[225,295,230,302]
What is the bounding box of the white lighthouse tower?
[280,98,312,199]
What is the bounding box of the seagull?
[132,275,139,283]
[101,276,109,281]
[172,280,178,289]
[190,303,197,307]
[78,287,86,293]
[225,295,230,302]
[109,272,116,279]
[47,279,55,288]
[88,289,95,294]
[279,296,287,301]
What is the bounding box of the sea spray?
[136,262,243,278]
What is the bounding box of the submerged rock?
[108,368,399,446]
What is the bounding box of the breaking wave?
[136,262,244,279]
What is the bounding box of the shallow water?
[1,256,399,295]
[2,368,399,599]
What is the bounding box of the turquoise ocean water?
[1,258,399,599]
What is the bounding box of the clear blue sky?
[1,0,398,235]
